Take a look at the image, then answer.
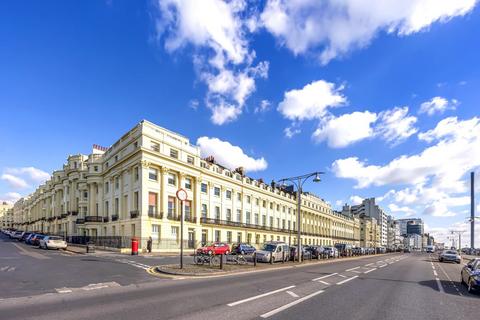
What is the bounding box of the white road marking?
[365,263,374,267]
[379,264,387,268]
[311,273,337,281]
[318,281,330,285]
[364,268,377,274]
[286,291,299,298]
[435,277,445,293]
[433,270,438,276]
[260,290,324,318]
[338,274,347,278]
[336,275,358,285]
[56,289,73,294]
[346,267,360,272]
[0,266,9,271]
[7,267,15,272]
[227,285,296,307]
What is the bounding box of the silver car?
[39,236,68,250]
[439,250,461,264]
[255,242,289,263]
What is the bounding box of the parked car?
[30,234,45,246]
[196,242,231,255]
[231,243,256,255]
[24,233,36,245]
[255,242,289,262]
[461,258,480,293]
[12,231,24,240]
[20,232,32,242]
[323,246,339,258]
[39,236,67,250]
[305,246,325,258]
[289,246,312,261]
[439,250,461,264]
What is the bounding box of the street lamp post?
[278,171,324,263]
[176,188,188,269]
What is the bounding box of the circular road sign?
[176,188,188,201]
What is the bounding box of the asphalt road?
[1,235,478,320]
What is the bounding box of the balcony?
[71,211,79,216]
[167,214,181,221]
[111,215,119,222]
[130,210,140,219]
[61,213,68,219]
[76,218,85,224]
[148,210,163,219]
[184,215,197,223]
[85,216,104,223]
[103,216,109,223]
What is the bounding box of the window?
[172,226,179,240]
[201,204,208,218]
[269,203,273,209]
[184,201,191,218]
[115,177,119,189]
[134,191,139,210]
[227,231,232,243]
[94,166,98,172]
[187,155,194,164]
[254,213,259,225]
[115,155,118,162]
[282,219,286,229]
[185,177,192,190]
[105,201,109,215]
[237,232,242,243]
[277,218,280,228]
[148,192,157,214]
[236,209,242,222]
[170,148,178,159]
[246,195,251,204]
[246,212,251,224]
[134,141,138,148]
[263,200,266,208]
[215,230,221,242]
[168,173,176,186]
[151,141,160,152]
[276,204,280,211]
[215,206,220,220]
[201,183,208,193]
[168,196,176,215]
[152,224,160,239]
[105,182,109,193]
[226,209,232,221]
[114,198,119,215]
[149,168,158,181]
[134,167,139,181]
[269,216,273,227]
[214,187,220,196]
[83,192,88,199]
[237,193,242,201]
[255,198,259,206]
[262,215,266,226]
[226,190,232,199]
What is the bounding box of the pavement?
[1,234,478,320]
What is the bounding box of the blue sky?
[1,1,479,246]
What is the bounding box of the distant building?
[0,202,14,228]
[396,218,423,236]
[343,198,387,247]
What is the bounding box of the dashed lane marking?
[318,281,330,285]
[336,275,358,285]
[364,268,376,274]
[286,290,299,298]
[346,267,360,272]
[260,290,325,318]
[311,273,337,281]
[338,274,347,278]
[435,277,445,293]
[365,263,374,267]
[379,264,387,268]
[227,285,296,307]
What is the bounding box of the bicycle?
[194,253,220,266]
[227,253,247,265]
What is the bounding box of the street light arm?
[277,171,325,185]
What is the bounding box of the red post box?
[131,238,139,255]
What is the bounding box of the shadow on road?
[418,279,479,299]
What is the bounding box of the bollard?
[220,253,223,270]
[282,251,285,263]
[253,252,257,267]
[270,252,273,264]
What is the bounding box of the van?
[255,241,289,262]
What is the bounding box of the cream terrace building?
[0,202,13,228]
[12,120,359,252]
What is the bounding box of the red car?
[197,242,231,255]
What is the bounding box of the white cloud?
[333,116,480,218]
[0,192,22,204]
[312,111,377,148]
[156,0,268,124]
[388,203,416,217]
[277,80,346,121]
[284,126,301,139]
[254,100,271,114]
[1,167,50,190]
[1,174,29,189]
[197,136,267,172]
[375,106,417,145]
[419,96,458,116]
[349,195,364,205]
[261,0,476,64]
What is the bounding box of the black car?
[461,258,480,293]
[20,232,32,242]
[305,246,325,258]
[289,246,312,261]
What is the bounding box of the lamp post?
[176,188,188,269]
[278,171,324,263]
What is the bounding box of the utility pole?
[471,172,475,249]
[451,230,465,251]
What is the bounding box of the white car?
[39,236,67,250]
